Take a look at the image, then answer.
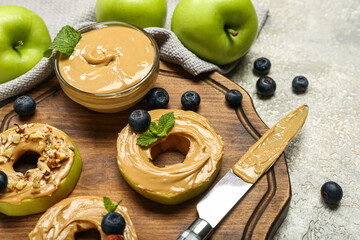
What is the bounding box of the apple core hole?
[13,151,40,175]
[74,229,101,240]
[150,134,190,168]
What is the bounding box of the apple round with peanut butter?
[117,109,224,205]
[0,123,82,216]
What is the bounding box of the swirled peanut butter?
[29,196,138,240]
[59,26,155,94]
[0,123,75,204]
[117,109,224,203]
[232,104,309,183]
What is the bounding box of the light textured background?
[228,0,360,239]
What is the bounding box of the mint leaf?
[157,112,175,136]
[103,196,122,212]
[44,25,81,58]
[110,199,123,212]
[149,122,159,135]
[137,131,160,147]
[136,112,175,147]
[103,197,113,212]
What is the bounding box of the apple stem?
[17,41,24,46]
[230,30,238,37]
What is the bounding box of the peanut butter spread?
[117,109,224,198]
[0,123,75,204]
[29,196,138,240]
[232,104,309,183]
[59,26,155,94]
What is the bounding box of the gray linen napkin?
[0,0,268,102]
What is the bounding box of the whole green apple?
[171,0,258,65]
[96,0,167,28]
[0,5,51,84]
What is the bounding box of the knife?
[177,104,309,240]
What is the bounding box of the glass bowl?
[54,22,159,113]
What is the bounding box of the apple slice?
[0,126,82,216]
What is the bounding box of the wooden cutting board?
[0,61,290,240]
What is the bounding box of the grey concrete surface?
[227,0,360,239]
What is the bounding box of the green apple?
[0,129,82,216]
[0,5,51,84]
[119,161,221,205]
[171,0,258,65]
[96,0,167,28]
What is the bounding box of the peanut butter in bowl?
[55,22,159,113]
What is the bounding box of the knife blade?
[177,104,309,240]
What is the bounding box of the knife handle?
[177,218,213,240]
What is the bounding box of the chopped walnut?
[46,126,53,133]
[45,133,52,144]
[43,173,51,180]
[38,155,47,162]
[3,149,12,158]
[7,180,14,191]
[11,133,21,144]
[25,169,35,179]
[46,149,56,158]
[24,134,30,141]
[38,141,46,151]
[0,156,6,164]
[32,182,40,189]
[15,172,24,178]
[47,158,59,169]
[69,145,75,151]
[55,151,68,161]
[32,176,41,189]
[29,131,45,140]
[15,180,27,190]
[38,161,51,176]
[1,135,7,144]
[47,175,55,184]
[31,188,40,194]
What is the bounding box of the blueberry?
[321,181,343,205]
[225,89,242,108]
[256,76,276,97]
[13,95,36,116]
[146,88,169,109]
[101,212,126,235]
[253,57,271,75]
[181,91,200,110]
[128,110,151,132]
[292,76,309,93]
[0,170,8,193]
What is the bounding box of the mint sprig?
[137,131,159,146]
[103,196,122,213]
[44,25,82,58]
[137,112,175,147]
